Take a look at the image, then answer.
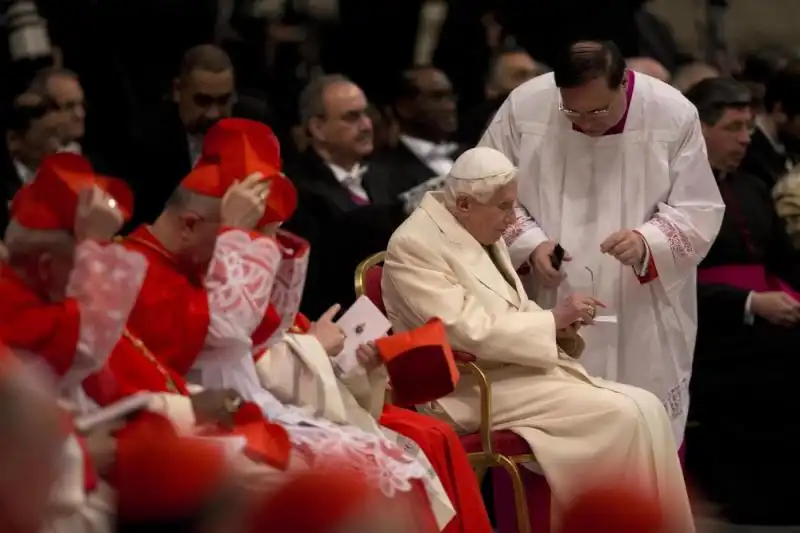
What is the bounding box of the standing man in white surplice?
[479,39,725,444]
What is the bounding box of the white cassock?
[479,72,725,443]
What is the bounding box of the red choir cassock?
[0,153,137,385]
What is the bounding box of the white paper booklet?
[334,295,392,375]
[592,315,619,324]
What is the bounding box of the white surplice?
[479,72,725,443]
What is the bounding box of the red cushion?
[459,430,532,456]
[364,265,386,314]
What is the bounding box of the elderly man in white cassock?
[479,39,726,444]
[382,146,695,530]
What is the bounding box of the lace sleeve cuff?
[204,229,282,350]
[63,241,148,388]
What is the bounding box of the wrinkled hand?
[190,388,243,428]
[82,419,124,479]
[309,304,345,357]
[74,185,125,241]
[355,342,382,370]
[556,322,582,340]
[600,230,645,266]
[552,293,605,330]
[529,240,570,288]
[751,291,800,326]
[221,172,270,230]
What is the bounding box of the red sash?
[698,264,800,301]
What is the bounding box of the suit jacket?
[741,127,796,189]
[283,150,406,317]
[373,141,463,197]
[119,104,192,231]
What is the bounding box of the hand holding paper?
[334,295,392,375]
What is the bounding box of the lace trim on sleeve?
[283,417,428,498]
[64,241,148,388]
[503,202,538,245]
[271,252,309,332]
[204,230,282,350]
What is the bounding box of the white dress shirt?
[187,134,203,167]
[399,134,458,176]
[13,159,34,185]
[327,162,370,202]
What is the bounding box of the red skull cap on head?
[10,153,133,232]
[182,119,296,225]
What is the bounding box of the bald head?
[626,57,670,83]
[486,48,547,99]
[673,62,720,94]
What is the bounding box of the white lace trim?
[190,350,427,498]
[502,203,538,245]
[284,418,428,498]
[204,229,282,349]
[63,241,147,388]
[270,251,309,335]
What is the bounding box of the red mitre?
[559,484,664,533]
[113,416,230,521]
[250,467,380,533]
[204,402,292,470]
[10,153,133,232]
[374,318,459,407]
[186,118,297,226]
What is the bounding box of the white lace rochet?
[193,229,427,497]
[62,240,148,389]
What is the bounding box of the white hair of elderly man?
[442,147,517,207]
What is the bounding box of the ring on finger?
[224,396,243,413]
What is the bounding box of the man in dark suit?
[284,74,403,317]
[375,66,463,196]
[122,44,236,229]
[741,68,800,189]
[685,77,800,527]
[1,92,65,236]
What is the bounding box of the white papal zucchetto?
[447,147,517,181]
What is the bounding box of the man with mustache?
[284,75,404,317]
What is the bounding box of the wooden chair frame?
[355,251,535,533]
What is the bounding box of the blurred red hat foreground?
[559,484,665,533]
[251,465,427,533]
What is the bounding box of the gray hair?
[165,187,222,219]
[298,73,353,125]
[442,168,517,208]
[3,221,75,259]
